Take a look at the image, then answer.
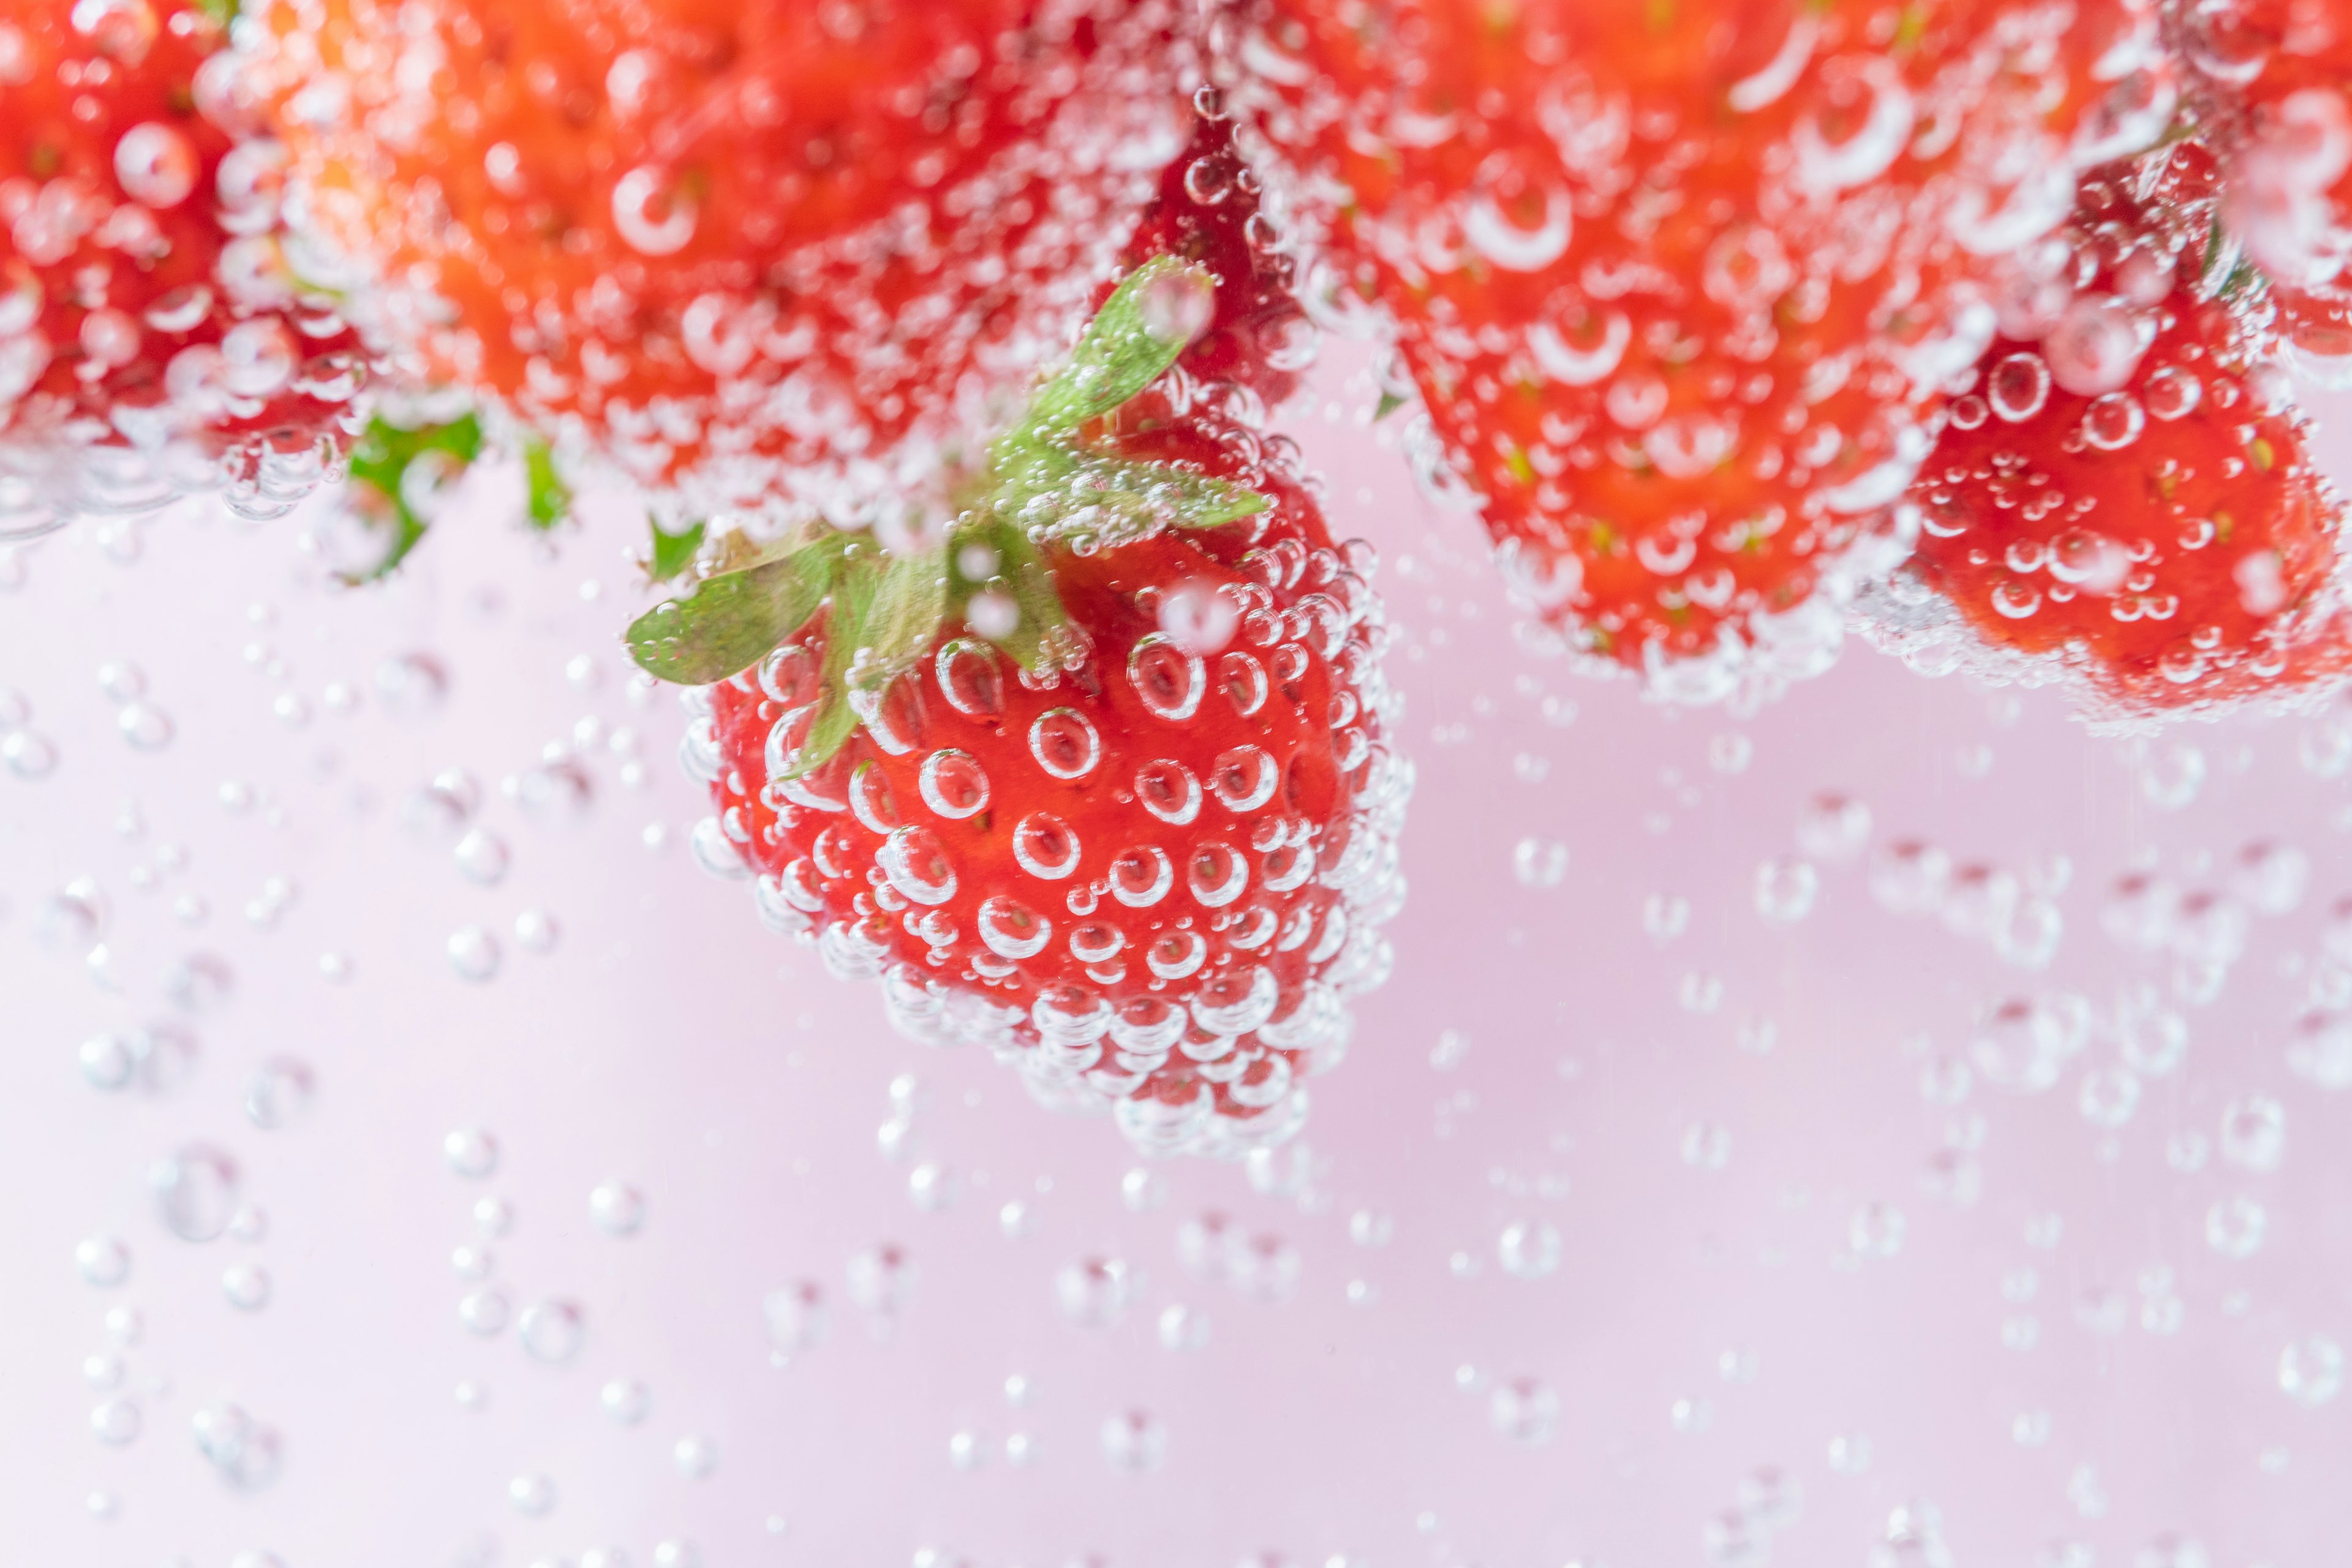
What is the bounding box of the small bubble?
[221,1263,271,1311]
[76,1234,130,1287]
[90,1397,141,1446]
[508,1472,556,1517]
[453,828,510,886]
[1157,1302,1210,1351]
[1497,1220,1561,1279]
[1099,1409,1167,1472]
[674,1434,718,1478]
[244,1057,314,1129]
[1754,856,1818,923]
[1119,1166,1167,1212]
[519,1299,585,1363]
[2220,1096,2286,1171]
[447,925,501,981]
[514,909,559,953]
[443,1128,499,1179]
[1512,838,1569,888]
[194,1402,281,1490]
[2,729,58,778]
[151,1145,239,1242]
[601,1378,652,1424]
[1488,1377,1559,1444]
[1849,1202,1907,1260]
[2280,1336,2344,1407]
[458,1287,511,1336]
[117,703,174,751]
[589,1181,644,1236]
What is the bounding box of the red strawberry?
[630,121,1405,1156]
[249,0,1196,530]
[0,0,373,537]
[1868,148,2352,718]
[1207,0,2173,702]
[2175,0,2352,295]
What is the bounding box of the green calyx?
[343,411,484,583]
[623,255,1273,777]
[344,414,575,584]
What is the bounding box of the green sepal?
[524,439,572,532]
[622,545,837,685]
[342,412,485,584]
[1373,390,1410,422]
[778,551,881,779]
[648,517,706,581]
[1016,255,1212,439]
[998,448,1268,552]
[851,549,950,692]
[977,518,1073,675]
[195,0,238,25]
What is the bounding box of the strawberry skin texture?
[1897,162,2352,717]
[1208,0,2167,698]
[0,1,371,527]
[251,0,1196,525]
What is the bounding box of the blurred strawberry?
[1872,149,2352,718]
[248,0,1195,530]
[629,129,1406,1156]
[2174,0,2352,296]
[1207,0,2173,703]
[0,0,373,537]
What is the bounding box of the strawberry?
[2174,0,2352,296]
[1206,0,2173,703]
[1864,148,2352,718]
[248,0,1196,531]
[0,0,374,537]
[627,124,1406,1156]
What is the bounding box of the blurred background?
[3,347,2350,1568]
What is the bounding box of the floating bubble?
[244,1057,314,1129]
[1099,1409,1167,1472]
[602,1379,652,1425]
[152,1145,239,1242]
[589,1181,644,1237]
[519,1299,585,1363]
[221,1263,271,1311]
[442,1128,499,1179]
[2280,1336,2345,1408]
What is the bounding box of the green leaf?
[981,519,1075,675]
[1016,255,1214,438]
[850,549,949,692]
[622,551,834,685]
[648,518,706,581]
[341,412,486,584]
[195,0,238,25]
[1005,448,1268,552]
[1373,389,1409,422]
[522,439,571,532]
[776,552,882,778]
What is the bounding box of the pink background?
[3,352,2351,1567]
